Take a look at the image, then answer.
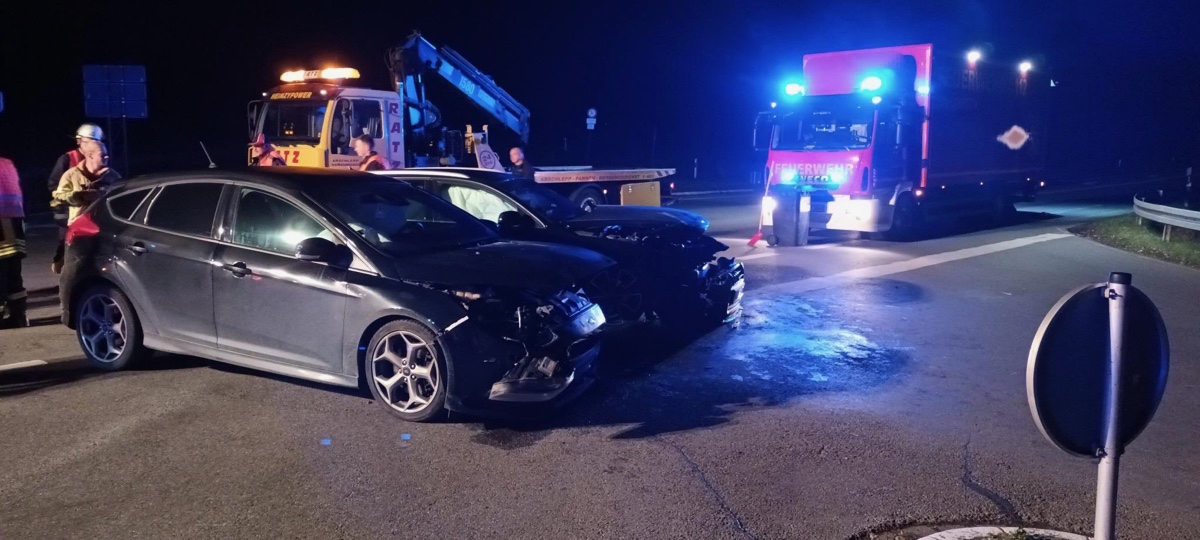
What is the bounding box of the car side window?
[231,189,336,256]
[106,188,153,221]
[144,183,224,237]
[436,181,518,224]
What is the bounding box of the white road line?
[757,233,1073,295]
[802,241,849,250]
[738,251,778,261]
[0,360,49,372]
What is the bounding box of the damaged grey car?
[60,169,610,422]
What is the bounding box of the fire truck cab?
[755,44,1047,240]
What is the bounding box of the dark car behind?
[376,168,745,328]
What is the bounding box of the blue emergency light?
[784,82,804,96]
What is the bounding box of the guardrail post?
[1163,224,1172,242]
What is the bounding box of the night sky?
[2,0,1198,204]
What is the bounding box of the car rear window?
[145,183,224,237]
[106,188,152,220]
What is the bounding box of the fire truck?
[247,32,674,208]
[753,44,1048,241]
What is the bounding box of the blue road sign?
[82,65,147,119]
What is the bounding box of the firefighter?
[53,144,120,225]
[48,124,103,274]
[250,134,286,166]
[0,156,27,328]
[353,135,389,171]
[509,147,534,181]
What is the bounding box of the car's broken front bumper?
[703,257,746,323]
[486,299,606,403]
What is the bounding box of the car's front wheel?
[365,320,448,422]
[75,284,148,371]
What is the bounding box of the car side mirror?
[295,237,353,268]
[498,211,534,233]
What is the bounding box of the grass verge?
[1071,213,1200,270]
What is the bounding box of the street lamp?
[966,49,982,64]
[1019,61,1033,74]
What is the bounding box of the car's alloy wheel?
[368,323,445,421]
[79,294,127,363]
[76,285,147,371]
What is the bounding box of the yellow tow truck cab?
[248,68,404,169]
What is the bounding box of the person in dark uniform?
[509,147,534,181]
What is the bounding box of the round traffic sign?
[587,108,597,118]
[1027,281,1169,457]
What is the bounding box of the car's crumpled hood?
[564,205,709,235]
[392,241,615,292]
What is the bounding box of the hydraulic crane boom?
[389,32,531,144]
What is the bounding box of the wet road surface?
[2,192,1199,539]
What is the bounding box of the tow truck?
[753,44,1048,242]
[247,32,675,209]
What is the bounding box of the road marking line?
[802,241,850,250]
[757,233,1073,295]
[0,360,49,372]
[738,251,778,261]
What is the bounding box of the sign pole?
[122,117,130,174]
[1094,272,1130,540]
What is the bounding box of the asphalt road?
[2,191,1198,539]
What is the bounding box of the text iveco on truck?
[754,44,1049,241]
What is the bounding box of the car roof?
[375,167,514,186]
[116,167,396,192]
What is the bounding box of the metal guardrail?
[1133,195,1200,241]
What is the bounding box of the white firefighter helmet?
[75,123,104,141]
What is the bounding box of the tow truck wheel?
[572,187,605,211]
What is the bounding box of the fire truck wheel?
[882,194,924,241]
[766,234,780,246]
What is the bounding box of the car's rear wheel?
[75,285,148,371]
[365,320,447,422]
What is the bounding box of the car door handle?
[222,262,252,277]
[125,242,148,255]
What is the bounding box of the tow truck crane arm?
[388,31,531,143]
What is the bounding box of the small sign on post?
[1027,272,1169,540]
[586,107,597,130]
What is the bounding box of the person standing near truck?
[353,135,389,171]
[48,124,103,274]
[0,156,27,328]
[509,147,534,181]
[250,134,286,166]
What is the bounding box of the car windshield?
[308,180,497,254]
[774,98,876,151]
[501,180,584,221]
